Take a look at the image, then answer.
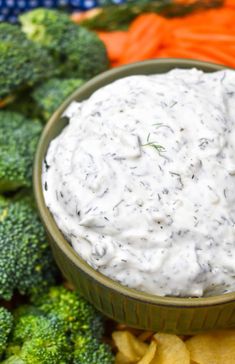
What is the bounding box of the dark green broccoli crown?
[0,307,13,358]
[0,111,42,192]
[54,25,109,79]
[32,286,104,339]
[0,23,56,99]
[0,22,36,41]
[67,26,109,80]
[0,194,57,300]
[73,333,114,364]
[6,93,40,120]
[4,306,72,364]
[32,78,84,121]
[20,8,109,79]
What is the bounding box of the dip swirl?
[42,68,235,297]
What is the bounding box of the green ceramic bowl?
[34,59,235,335]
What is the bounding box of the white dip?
[42,68,235,297]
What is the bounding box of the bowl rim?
[34,58,235,307]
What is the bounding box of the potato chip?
[115,351,134,364]
[112,330,148,362]
[185,330,235,364]
[115,324,143,336]
[137,340,158,364]
[138,331,154,342]
[116,324,129,330]
[153,333,190,364]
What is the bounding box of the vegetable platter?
[73,0,235,67]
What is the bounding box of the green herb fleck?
[142,133,165,153]
[152,122,163,128]
[142,141,165,153]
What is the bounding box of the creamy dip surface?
[42,68,235,297]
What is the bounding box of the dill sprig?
[142,133,165,153]
[142,141,165,152]
[152,122,163,128]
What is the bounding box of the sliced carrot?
[173,23,235,43]
[119,39,161,64]
[159,44,235,68]
[169,8,235,28]
[111,61,122,68]
[71,12,86,23]
[127,13,163,43]
[71,8,102,23]
[156,47,224,64]
[173,0,199,3]
[95,2,235,69]
[224,0,235,8]
[97,31,128,61]
[120,14,168,64]
[190,44,235,68]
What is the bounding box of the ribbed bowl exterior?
[34,59,235,335]
[50,235,235,334]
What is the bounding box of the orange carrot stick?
[96,2,235,69]
[173,27,235,43]
[120,14,168,64]
[71,8,101,23]
[189,45,235,68]
[224,0,235,8]
[156,47,224,64]
[97,31,128,61]
[127,13,163,43]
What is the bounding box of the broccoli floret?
[1,287,114,364]
[4,306,71,364]
[5,93,40,120]
[32,286,104,340]
[0,23,56,100]
[0,111,42,192]
[20,9,109,79]
[32,78,84,121]
[0,193,57,301]
[0,307,13,358]
[65,26,109,79]
[12,307,46,340]
[73,332,114,364]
